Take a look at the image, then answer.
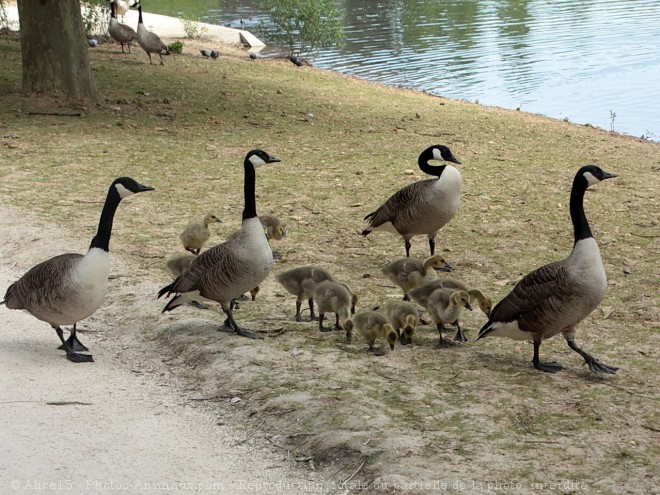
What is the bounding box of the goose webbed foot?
[190,301,209,310]
[533,360,563,373]
[236,294,249,301]
[438,336,452,348]
[566,338,618,374]
[399,336,412,345]
[55,327,93,363]
[218,312,264,339]
[318,314,333,333]
[57,328,89,352]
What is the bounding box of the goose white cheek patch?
[432,148,443,161]
[583,171,599,186]
[114,183,134,198]
[249,155,267,168]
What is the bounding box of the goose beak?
[601,171,618,180]
[137,183,155,192]
[267,155,281,164]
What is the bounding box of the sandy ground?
[0,205,328,495]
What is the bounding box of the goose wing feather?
[2,254,83,310]
[489,260,566,323]
[365,180,434,229]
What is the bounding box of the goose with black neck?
[158,150,281,339]
[1,177,154,363]
[477,165,619,374]
[361,144,462,260]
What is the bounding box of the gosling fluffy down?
[312,280,353,333]
[383,300,420,345]
[351,310,397,352]
[180,213,222,255]
[427,288,473,347]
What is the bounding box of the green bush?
[82,0,110,37]
[167,40,184,54]
[181,17,208,39]
[259,0,344,57]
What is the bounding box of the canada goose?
[200,49,220,59]
[427,288,473,346]
[137,4,169,65]
[352,311,397,352]
[478,165,619,374]
[158,150,281,339]
[383,300,419,345]
[112,0,139,22]
[1,177,154,363]
[259,215,288,241]
[312,280,353,332]
[381,255,451,300]
[108,1,137,54]
[275,266,335,321]
[180,213,222,255]
[361,145,462,258]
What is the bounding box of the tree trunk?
[17,0,99,101]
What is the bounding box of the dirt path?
[0,206,328,495]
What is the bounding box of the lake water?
[150,0,660,141]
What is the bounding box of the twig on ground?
[234,418,265,446]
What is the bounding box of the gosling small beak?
[466,303,473,311]
[435,263,453,273]
[390,343,395,350]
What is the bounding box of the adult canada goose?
[478,165,619,374]
[108,1,137,54]
[180,213,222,255]
[275,266,335,321]
[427,288,473,346]
[1,177,154,363]
[136,4,169,65]
[383,300,420,345]
[361,145,462,258]
[381,255,451,300]
[352,311,397,352]
[312,280,353,332]
[158,150,280,339]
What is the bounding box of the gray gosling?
[381,254,451,300]
[166,254,196,278]
[383,300,420,345]
[180,213,222,255]
[427,288,473,347]
[259,215,288,241]
[275,266,335,321]
[351,311,397,353]
[312,280,353,333]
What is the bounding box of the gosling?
[275,266,335,321]
[351,310,397,353]
[427,288,473,347]
[166,254,196,278]
[180,213,222,255]
[312,280,353,333]
[382,255,451,300]
[383,300,420,345]
[259,215,288,241]
[409,279,491,316]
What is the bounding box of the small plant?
[609,110,616,131]
[181,17,208,39]
[259,0,344,58]
[167,41,184,54]
[82,0,110,37]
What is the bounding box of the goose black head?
[245,149,281,169]
[112,177,155,199]
[430,144,461,164]
[578,165,618,188]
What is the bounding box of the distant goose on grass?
[136,3,169,65]
[108,1,137,54]
[1,177,154,363]
[361,145,462,259]
[158,150,281,339]
[477,165,619,374]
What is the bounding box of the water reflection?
[149,0,660,140]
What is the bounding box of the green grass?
[1,37,659,493]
